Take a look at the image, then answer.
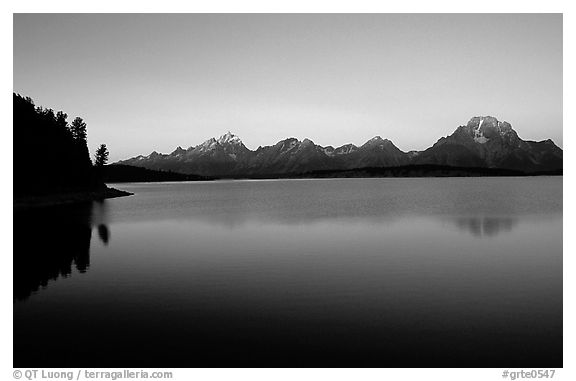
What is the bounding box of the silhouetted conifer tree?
[70,117,87,141]
[55,111,68,129]
[95,144,109,167]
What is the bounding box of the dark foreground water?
[13,178,562,367]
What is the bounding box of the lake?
[13,177,563,367]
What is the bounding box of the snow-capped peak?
[217,131,242,145]
[468,116,515,144]
[197,137,218,152]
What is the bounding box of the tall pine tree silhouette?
[95,144,109,167]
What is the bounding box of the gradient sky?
[14,14,562,162]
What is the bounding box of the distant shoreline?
[14,187,133,210]
[285,165,562,180]
[104,164,562,183]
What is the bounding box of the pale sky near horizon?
[14,14,562,162]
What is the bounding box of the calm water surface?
[14,177,562,367]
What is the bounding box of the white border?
[3,2,574,380]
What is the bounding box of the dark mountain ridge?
[117,117,562,177]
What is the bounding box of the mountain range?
[117,116,562,177]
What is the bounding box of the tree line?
[14,93,109,196]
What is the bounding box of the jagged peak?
[193,137,218,152]
[217,131,242,145]
[363,136,394,147]
[337,143,358,149]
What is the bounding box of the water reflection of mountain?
[450,216,518,238]
[13,201,110,301]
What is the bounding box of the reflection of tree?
[97,224,110,245]
[13,201,111,300]
[451,216,517,238]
